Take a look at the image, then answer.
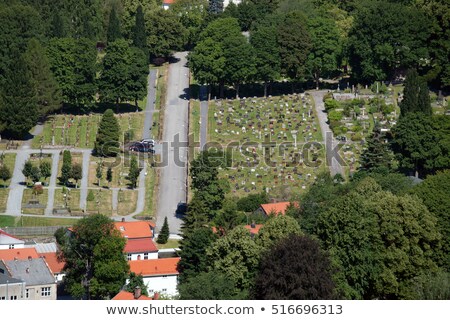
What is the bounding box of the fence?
[2,226,69,237]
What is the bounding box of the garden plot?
[208,94,326,198]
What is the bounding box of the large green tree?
[132,5,148,58]
[400,69,432,116]
[23,39,62,118]
[256,215,302,250]
[107,6,122,43]
[56,214,129,300]
[359,127,393,171]
[0,55,38,138]
[254,235,336,299]
[94,109,121,157]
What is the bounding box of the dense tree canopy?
[94,109,121,157]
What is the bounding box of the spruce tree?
[128,155,140,189]
[23,39,62,117]
[60,150,72,186]
[132,5,148,57]
[50,11,66,38]
[94,109,121,157]
[106,166,113,186]
[360,128,393,171]
[418,79,432,115]
[157,217,170,244]
[96,161,103,186]
[0,54,38,139]
[22,160,34,186]
[107,7,122,43]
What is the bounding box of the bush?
[328,110,343,122]
[87,190,95,202]
[325,99,340,111]
[351,132,363,141]
[236,192,269,212]
[124,130,134,143]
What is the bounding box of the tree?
[121,0,159,38]
[0,165,11,187]
[178,271,246,299]
[391,113,450,177]
[253,235,336,299]
[400,69,432,116]
[60,150,72,186]
[94,109,121,157]
[236,192,269,212]
[156,217,170,244]
[127,47,149,109]
[316,178,441,299]
[206,226,262,292]
[172,0,208,48]
[0,54,38,139]
[50,11,66,38]
[214,199,245,234]
[71,163,83,188]
[106,166,113,186]
[127,272,148,296]
[56,214,129,300]
[183,195,210,231]
[360,128,393,171]
[96,161,103,187]
[413,170,450,269]
[22,160,34,186]
[128,155,140,189]
[145,9,187,59]
[277,11,312,85]
[132,5,148,59]
[250,20,281,97]
[348,1,431,82]
[256,215,302,250]
[30,165,41,183]
[107,7,122,43]
[39,161,52,180]
[306,15,341,89]
[23,39,62,118]
[178,227,217,283]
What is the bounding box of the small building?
[0,257,57,300]
[0,273,26,300]
[255,202,297,217]
[124,238,159,261]
[38,252,65,282]
[114,220,155,239]
[112,287,157,301]
[128,257,180,297]
[244,223,263,236]
[0,229,25,250]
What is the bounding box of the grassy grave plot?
[0,153,16,187]
[21,188,49,215]
[0,189,10,212]
[208,94,326,198]
[25,153,53,186]
[116,189,138,216]
[86,188,113,215]
[32,112,144,149]
[53,188,81,212]
[56,152,85,187]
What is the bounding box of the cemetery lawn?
[21,188,48,215]
[86,188,113,215]
[0,215,79,227]
[190,100,201,144]
[0,153,16,187]
[137,166,157,218]
[208,94,326,198]
[57,152,85,187]
[26,153,53,186]
[0,189,9,212]
[116,189,137,216]
[53,188,81,212]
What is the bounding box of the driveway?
[155,52,190,234]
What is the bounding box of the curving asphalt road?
[155,52,190,234]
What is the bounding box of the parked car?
[129,142,155,153]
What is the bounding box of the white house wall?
[128,252,158,261]
[143,275,178,297]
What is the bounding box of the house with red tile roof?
[162,0,175,10]
[0,229,25,249]
[129,257,180,297]
[0,248,39,261]
[256,202,298,216]
[114,220,158,261]
[244,223,264,236]
[112,287,158,300]
[114,220,155,239]
[39,252,65,282]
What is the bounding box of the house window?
[162,289,167,293]
[127,254,132,261]
[10,295,17,300]
[162,275,167,278]
[148,289,154,294]
[137,255,141,260]
[0,297,5,300]
[26,289,29,299]
[9,244,14,249]
[143,253,148,260]
[41,287,51,297]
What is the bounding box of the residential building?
[244,223,263,236]
[128,257,180,297]
[112,287,158,300]
[0,229,25,250]
[0,248,39,261]
[39,252,65,282]
[115,220,158,261]
[0,258,57,300]
[255,201,297,216]
[115,220,155,239]
[0,273,25,300]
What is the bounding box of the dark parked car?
[129,142,155,153]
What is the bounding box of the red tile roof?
[244,224,264,235]
[39,252,65,274]
[115,221,155,239]
[129,258,180,276]
[163,0,176,4]
[260,202,297,216]
[0,248,39,261]
[112,290,153,300]
[124,238,158,254]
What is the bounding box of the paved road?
[309,90,345,177]
[78,150,91,211]
[199,85,208,150]
[156,52,190,234]
[45,151,60,215]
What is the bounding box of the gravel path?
[45,151,60,215]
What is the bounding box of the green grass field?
[0,215,79,228]
[0,189,9,212]
[0,153,16,187]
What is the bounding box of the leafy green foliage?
[39,161,52,180]
[60,150,72,186]
[400,69,432,116]
[0,165,11,186]
[94,109,121,157]
[106,166,113,185]
[132,5,148,59]
[253,235,336,299]
[256,215,302,250]
[127,272,148,296]
[236,192,268,212]
[56,214,129,300]
[71,163,82,187]
[107,7,122,43]
[360,128,393,171]
[128,155,140,189]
